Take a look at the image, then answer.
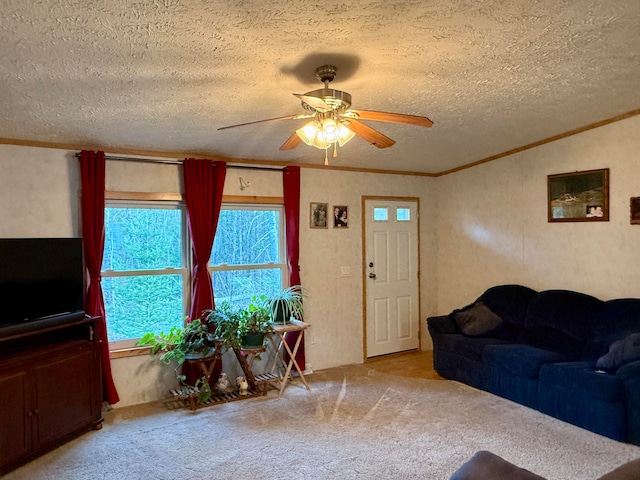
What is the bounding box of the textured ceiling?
[1,0,639,174]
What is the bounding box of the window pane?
[103,274,184,341]
[212,209,280,265]
[396,208,411,221]
[373,207,388,221]
[213,269,282,308]
[104,207,182,271]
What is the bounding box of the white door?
[364,199,420,358]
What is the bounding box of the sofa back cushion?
[521,290,603,358]
[584,298,640,360]
[477,284,537,327]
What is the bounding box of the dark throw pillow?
[452,301,504,337]
[596,332,640,373]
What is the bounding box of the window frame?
[102,192,286,357]
[103,197,191,351]
[209,203,287,304]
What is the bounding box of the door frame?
[361,195,422,361]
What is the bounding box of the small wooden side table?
[269,320,311,396]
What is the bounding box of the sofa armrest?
[449,451,547,480]
[597,458,640,480]
[616,360,640,446]
[427,314,460,335]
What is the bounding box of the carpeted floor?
[4,363,640,480]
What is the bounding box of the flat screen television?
[0,238,85,333]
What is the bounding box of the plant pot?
[241,332,266,348]
[272,301,290,324]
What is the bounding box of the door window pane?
[373,207,389,221]
[396,208,411,222]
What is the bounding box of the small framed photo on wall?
[332,205,349,228]
[631,197,640,225]
[310,202,328,229]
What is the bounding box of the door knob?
[369,273,376,279]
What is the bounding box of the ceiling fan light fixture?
[295,118,354,150]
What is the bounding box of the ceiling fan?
[218,65,433,164]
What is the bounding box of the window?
[210,205,286,308]
[373,207,389,221]
[102,201,189,344]
[102,199,286,349]
[396,207,411,221]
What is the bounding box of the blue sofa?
[427,285,640,445]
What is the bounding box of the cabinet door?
[0,369,31,470]
[33,343,102,447]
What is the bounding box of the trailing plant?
[137,318,216,403]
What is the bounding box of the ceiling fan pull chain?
[324,148,329,165]
[333,143,338,158]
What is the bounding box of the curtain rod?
[74,153,284,171]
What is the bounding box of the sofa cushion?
[597,458,640,480]
[478,284,538,327]
[539,362,625,402]
[483,344,568,378]
[452,301,505,336]
[585,299,640,360]
[435,333,508,362]
[518,326,585,359]
[523,290,603,357]
[596,333,640,373]
[449,451,546,480]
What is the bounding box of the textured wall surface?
[436,114,640,311]
[1,0,639,173]
[0,113,637,406]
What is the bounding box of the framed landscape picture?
[310,202,328,229]
[547,168,609,222]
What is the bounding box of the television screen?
[0,238,85,326]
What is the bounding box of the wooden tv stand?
[0,315,103,475]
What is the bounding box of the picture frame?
[332,205,349,228]
[547,168,609,222]
[631,197,640,225]
[310,202,328,229]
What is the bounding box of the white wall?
[436,115,640,313]
[0,146,437,407]
[2,115,637,407]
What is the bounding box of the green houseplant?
[267,285,307,324]
[206,296,274,350]
[137,318,215,403]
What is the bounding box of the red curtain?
[183,158,227,320]
[79,150,119,405]
[283,166,304,368]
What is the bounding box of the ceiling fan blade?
[348,109,433,128]
[345,119,396,148]
[279,133,302,151]
[293,93,331,111]
[218,114,312,131]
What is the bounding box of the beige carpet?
[5,364,640,480]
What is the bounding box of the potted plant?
[137,318,216,403]
[267,285,307,324]
[206,297,274,350]
[240,295,274,347]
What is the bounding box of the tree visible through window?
[102,201,286,345]
[102,202,187,342]
[211,205,285,308]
